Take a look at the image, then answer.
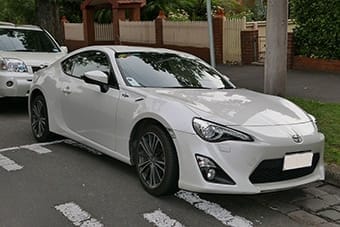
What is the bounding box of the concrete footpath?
[217,64,340,187]
[217,65,340,103]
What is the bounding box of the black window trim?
[61,50,119,90]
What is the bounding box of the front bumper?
[0,71,33,97]
[174,124,325,194]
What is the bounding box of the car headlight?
[308,114,318,131]
[0,58,28,72]
[192,118,253,142]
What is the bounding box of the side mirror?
[83,70,109,93]
[60,46,68,53]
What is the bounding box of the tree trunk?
[264,0,288,96]
[35,0,62,44]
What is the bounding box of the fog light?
[195,154,236,185]
[6,81,14,87]
[206,168,216,180]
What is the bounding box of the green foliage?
[289,97,340,165]
[291,0,340,59]
[0,0,35,24]
[168,9,190,22]
[142,0,251,21]
[248,1,266,21]
[59,0,82,23]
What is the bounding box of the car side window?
[61,51,111,79]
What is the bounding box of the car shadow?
[0,98,28,115]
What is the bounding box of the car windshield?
[115,52,234,89]
[0,28,60,52]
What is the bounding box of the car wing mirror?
[60,46,68,53]
[83,70,109,93]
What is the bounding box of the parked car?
[0,21,67,98]
[29,46,325,196]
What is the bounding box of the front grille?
[249,153,320,184]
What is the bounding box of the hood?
[0,51,65,67]
[146,88,311,126]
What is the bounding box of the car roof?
[108,45,178,53]
[106,45,197,59]
[0,21,42,31]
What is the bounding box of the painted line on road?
[0,154,23,171]
[144,209,184,227]
[175,190,253,227]
[0,140,64,153]
[55,202,103,227]
[21,144,53,154]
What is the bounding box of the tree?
[35,0,62,42]
[0,0,35,24]
[35,0,83,43]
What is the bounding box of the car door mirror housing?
[83,70,109,93]
[60,46,68,53]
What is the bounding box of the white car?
[29,46,325,196]
[0,22,67,98]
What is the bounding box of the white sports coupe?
[29,46,325,196]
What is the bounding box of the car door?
[59,50,119,152]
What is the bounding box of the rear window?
[0,28,60,53]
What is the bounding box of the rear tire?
[135,124,179,196]
[30,95,53,142]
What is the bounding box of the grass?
[289,97,340,165]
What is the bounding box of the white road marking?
[0,140,64,153]
[55,202,103,227]
[175,190,253,227]
[144,209,184,227]
[0,154,23,171]
[21,144,52,154]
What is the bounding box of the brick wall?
[213,15,224,64]
[241,30,259,64]
[293,56,340,73]
[287,32,294,69]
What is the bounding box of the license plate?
[283,152,313,171]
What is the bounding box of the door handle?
[62,87,72,95]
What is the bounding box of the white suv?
[0,22,67,97]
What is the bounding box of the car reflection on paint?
[29,46,325,196]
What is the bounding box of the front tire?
[135,124,179,196]
[30,95,53,142]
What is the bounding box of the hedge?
[291,0,340,59]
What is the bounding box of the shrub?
[291,0,340,59]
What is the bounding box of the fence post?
[112,3,120,44]
[212,9,225,64]
[60,16,68,45]
[241,30,259,64]
[155,11,165,47]
[82,5,95,46]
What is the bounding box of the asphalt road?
[0,98,339,227]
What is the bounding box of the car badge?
[292,134,303,144]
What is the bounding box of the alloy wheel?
[31,98,47,138]
[137,132,166,189]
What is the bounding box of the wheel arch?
[30,88,45,105]
[129,118,177,166]
[29,88,46,116]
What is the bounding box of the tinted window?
[0,28,60,52]
[61,51,111,79]
[115,52,233,89]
